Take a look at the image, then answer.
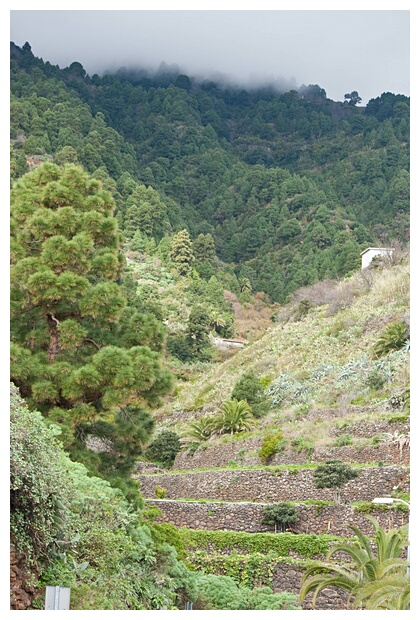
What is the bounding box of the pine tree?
[10,163,173,498]
[168,229,194,275]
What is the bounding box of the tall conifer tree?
[10,163,173,498]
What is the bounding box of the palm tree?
[373,321,409,358]
[182,414,217,443]
[353,572,410,610]
[208,310,226,333]
[213,399,257,435]
[381,430,410,458]
[300,515,409,609]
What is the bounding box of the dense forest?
[10,40,409,610]
[10,41,409,305]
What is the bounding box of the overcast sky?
[9,7,410,105]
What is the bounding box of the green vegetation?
[300,515,409,610]
[373,321,409,358]
[10,385,197,610]
[145,430,182,468]
[10,163,172,501]
[313,460,359,504]
[212,399,257,435]
[9,41,410,610]
[194,573,300,610]
[261,502,299,532]
[231,371,270,418]
[258,431,286,463]
[181,529,340,558]
[11,42,409,307]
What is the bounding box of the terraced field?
[135,262,410,609]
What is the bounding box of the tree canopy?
[10,163,173,498]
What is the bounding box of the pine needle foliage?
[10,163,173,497]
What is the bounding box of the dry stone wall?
[145,500,409,538]
[172,417,409,470]
[273,564,348,610]
[136,465,409,504]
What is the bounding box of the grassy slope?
[155,260,409,452]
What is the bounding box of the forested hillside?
[10,40,410,610]
[10,42,409,303]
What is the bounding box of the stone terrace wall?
[273,563,348,610]
[172,420,409,470]
[146,500,409,537]
[173,442,409,470]
[136,465,409,503]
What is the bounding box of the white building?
[360,247,394,270]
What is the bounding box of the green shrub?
[155,485,167,498]
[258,431,286,463]
[261,502,299,532]
[167,334,193,362]
[10,385,198,610]
[231,372,270,418]
[290,436,314,457]
[10,385,71,569]
[194,573,300,609]
[145,430,182,467]
[366,369,387,390]
[335,433,353,447]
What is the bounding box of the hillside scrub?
[160,261,409,438]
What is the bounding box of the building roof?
[360,247,394,256]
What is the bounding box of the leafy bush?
[261,502,299,532]
[258,431,286,463]
[10,385,198,610]
[194,573,300,609]
[290,436,314,457]
[167,333,193,362]
[10,384,71,569]
[145,430,182,467]
[366,368,387,390]
[155,485,167,498]
[335,433,353,447]
[231,372,270,418]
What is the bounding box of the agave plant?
[381,431,410,458]
[300,515,409,609]
[213,399,257,435]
